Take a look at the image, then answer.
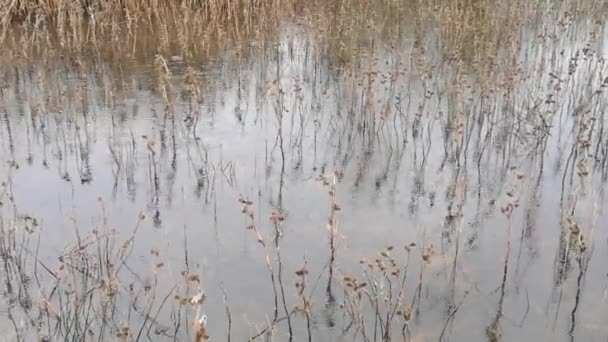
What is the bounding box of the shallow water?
[1,3,608,342]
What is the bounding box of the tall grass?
[3,0,603,66]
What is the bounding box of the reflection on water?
[1,1,608,341]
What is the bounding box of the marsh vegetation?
[0,0,607,341]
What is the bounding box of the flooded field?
[1,0,607,341]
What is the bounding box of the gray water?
[1,6,608,342]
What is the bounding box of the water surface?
[1,2,608,341]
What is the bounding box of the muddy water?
[1,6,608,342]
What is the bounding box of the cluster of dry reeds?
[0,0,313,64]
[0,172,209,341]
[4,0,599,67]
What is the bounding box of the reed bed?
[0,0,607,341]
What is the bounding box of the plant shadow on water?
[0,0,608,341]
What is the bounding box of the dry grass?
[1,0,282,63]
[2,0,603,67]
